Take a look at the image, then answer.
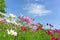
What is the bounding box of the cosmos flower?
[7,29,17,36]
[52,37,56,40]
[29,25,33,29]
[6,18,17,24]
[56,37,60,40]
[0,18,6,23]
[21,27,28,31]
[49,24,54,27]
[32,26,38,30]
[6,19,11,23]
[46,23,49,25]
[9,13,16,18]
[14,22,23,26]
[54,29,60,35]
[47,30,54,37]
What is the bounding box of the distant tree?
[0,0,6,17]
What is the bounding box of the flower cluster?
[18,14,34,24]
[0,13,60,40]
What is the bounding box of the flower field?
[0,12,60,40]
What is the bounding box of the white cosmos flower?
[15,22,23,26]
[10,20,16,24]
[6,18,16,24]
[14,32,17,36]
[9,13,16,18]
[7,29,17,36]
[6,19,11,23]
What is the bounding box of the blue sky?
[5,0,60,29]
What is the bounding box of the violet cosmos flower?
[52,37,60,40]
[57,37,60,40]
[49,24,54,27]
[46,23,49,25]
[18,14,24,19]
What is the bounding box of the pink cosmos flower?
[21,16,34,23]
[0,18,6,23]
[24,17,34,23]
[29,25,33,29]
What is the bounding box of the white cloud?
[23,3,51,16]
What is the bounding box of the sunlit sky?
[5,0,60,29]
